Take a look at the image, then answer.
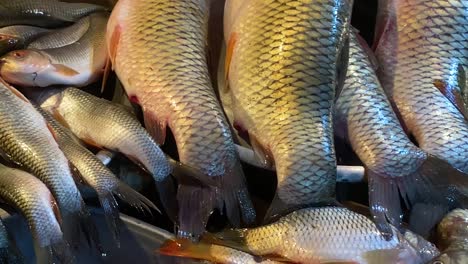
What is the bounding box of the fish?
[164,207,439,264]
[223,0,352,219]
[107,0,255,236]
[37,106,158,245]
[0,12,108,87]
[28,87,211,222]
[27,15,91,50]
[374,2,468,175]
[334,32,468,235]
[0,80,97,247]
[431,209,468,264]
[0,0,106,28]
[0,218,23,264]
[159,239,283,264]
[0,25,50,55]
[0,164,72,263]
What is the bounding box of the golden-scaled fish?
[0,80,96,247]
[0,25,50,55]
[38,107,158,245]
[163,207,439,264]
[335,32,468,235]
[431,209,468,264]
[27,15,90,50]
[28,87,214,222]
[159,239,282,264]
[0,164,72,263]
[374,1,468,173]
[107,0,255,236]
[0,0,106,28]
[223,0,352,218]
[0,12,108,87]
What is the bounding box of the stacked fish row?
[0,0,466,263]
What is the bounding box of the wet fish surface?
[107,0,255,236]
[223,0,352,219]
[0,12,109,87]
[0,25,50,55]
[335,32,468,235]
[0,0,106,28]
[374,0,468,173]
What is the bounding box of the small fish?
[430,209,468,264]
[0,0,106,28]
[0,80,97,247]
[0,218,23,264]
[107,0,255,237]
[0,25,50,55]
[28,15,91,50]
[374,1,468,174]
[223,0,352,219]
[335,32,468,236]
[38,106,158,245]
[28,87,204,220]
[163,207,439,264]
[0,12,108,87]
[0,164,72,263]
[159,239,283,264]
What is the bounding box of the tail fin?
[263,193,294,224]
[176,164,256,239]
[36,240,74,264]
[61,205,101,252]
[97,189,121,247]
[409,203,447,238]
[203,229,250,253]
[369,154,468,238]
[158,238,215,262]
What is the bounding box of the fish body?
[432,209,468,264]
[167,207,438,264]
[0,12,108,87]
[223,0,352,217]
[0,0,106,28]
[107,0,255,236]
[0,25,50,55]
[28,15,91,50]
[374,0,468,173]
[0,164,70,262]
[335,32,468,234]
[39,107,157,244]
[0,81,93,246]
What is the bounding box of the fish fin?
[224,32,238,92]
[363,249,414,264]
[61,205,102,253]
[372,0,397,52]
[158,238,216,262]
[434,79,468,118]
[250,134,275,169]
[177,184,216,238]
[263,193,294,224]
[169,158,217,187]
[113,181,159,213]
[37,240,74,264]
[108,24,122,68]
[101,58,112,94]
[342,201,372,218]
[51,64,80,77]
[408,203,447,238]
[96,189,121,247]
[143,110,167,145]
[369,154,468,239]
[0,79,29,102]
[202,229,251,253]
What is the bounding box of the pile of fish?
[0,0,466,263]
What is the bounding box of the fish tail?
[36,240,74,264]
[369,154,468,237]
[97,189,121,247]
[158,238,215,262]
[113,181,159,214]
[61,204,101,252]
[154,176,178,222]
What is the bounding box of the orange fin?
[143,110,167,145]
[158,239,215,262]
[108,24,122,67]
[101,57,112,94]
[0,79,29,102]
[52,64,80,77]
[224,32,238,91]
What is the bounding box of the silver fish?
[335,32,468,235]
[0,25,50,55]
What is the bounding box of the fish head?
[0,34,20,55]
[0,49,51,87]
[430,250,468,264]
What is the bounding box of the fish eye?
[433,261,444,264]
[12,51,25,59]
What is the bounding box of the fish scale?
[108,0,255,236]
[375,0,468,173]
[225,0,351,215]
